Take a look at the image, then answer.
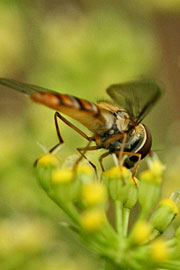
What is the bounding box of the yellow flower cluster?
[35,153,180,270]
[36,154,107,231]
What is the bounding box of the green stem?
[104,214,118,237]
[115,201,123,238]
[138,209,149,220]
[64,203,80,223]
[104,260,121,270]
[123,208,130,237]
[146,229,160,243]
[53,197,80,223]
[161,260,180,270]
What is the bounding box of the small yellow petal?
[80,209,105,231]
[82,182,106,206]
[102,166,130,179]
[132,221,152,244]
[159,199,178,214]
[140,170,162,185]
[76,165,93,176]
[37,154,60,166]
[52,168,74,184]
[129,177,139,186]
[151,160,164,176]
[151,238,169,263]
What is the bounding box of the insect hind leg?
[49,111,91,153]
[99,152,111,171]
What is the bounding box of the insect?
[0,78,163,173]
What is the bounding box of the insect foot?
[35,153,180,270]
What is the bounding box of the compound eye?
[137,125,152,159]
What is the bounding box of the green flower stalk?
[35,153,180,270]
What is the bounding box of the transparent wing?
[107,79,164,124]
[0,78,58,95]
[0,78,114,135]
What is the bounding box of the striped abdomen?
[31,92,109,134]
[31,92,99,113]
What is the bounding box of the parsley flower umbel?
[35,153,180,270]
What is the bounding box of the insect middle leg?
[99,152,111,171]
[75,142,98,175]
[49,111,92,153]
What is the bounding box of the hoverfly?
[0,78,163,173]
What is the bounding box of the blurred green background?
[0,1,180,269]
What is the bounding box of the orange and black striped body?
[31,92,100,115]
[30,92,113,135]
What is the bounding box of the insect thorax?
[100,113,146,154]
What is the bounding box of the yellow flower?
[52,168,74,184]
[150,238,169,263]
[151,160,164,177]
[159,199,178,214]
[102,166,132,202]
[102,166,130,179]
[149,198,178,233]
[81,182,107,206]
[129,177,139,186]
[140,170,162,185]
[131,221,152,244]
[76,165,93,176]
[80,209,105,231]
[37,154,60,166]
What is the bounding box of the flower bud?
[123,177,139,209]
[149,199,178,233]
[138,170,163,216]
[102,166,131,201]
[75,165,94,183]
[129,221,152,245]
[37,154,60,167]
[81,182,107,207]
[51,168,78,202]
[148,158,165,177]
[52,168,74,184]
[80,209,105,232]
[36,154,61,191]
[150,238,169,263]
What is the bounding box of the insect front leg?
[102,132,127,168]
[49,111,91,153]
[122,151,142,179]
[117,133,127,166]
